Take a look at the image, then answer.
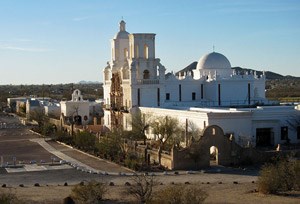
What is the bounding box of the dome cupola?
[114,20,129,39]
[196,52,231,70]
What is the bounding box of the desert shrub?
[258,157,300,194]
[128,174,154,203]
[0,190,19,204]
[151,184,207,204]
[125,152,142,170]
[71,180,107,204]
[74,131,96,151]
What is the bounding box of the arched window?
[135,44,139,58]
[124,48,128,58]
[144,44,149,59]
[143,70,150,79]
[105,70,109,81]
[130,44,133,58]
[123,68,129,79]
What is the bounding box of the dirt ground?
[1,114,299,203]
[1,181,299,204]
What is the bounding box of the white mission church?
[103,20,300,147]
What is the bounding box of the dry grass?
[0,181,299,204]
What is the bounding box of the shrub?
[151,184,207,204]
[125,152,141,170]
[71,180,107,204]
[258,157,300,194]
[128,174,154,203]
[0,190,19,204]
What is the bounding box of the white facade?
[60,89,89,125]
[44,103,61,118]
[103,21,300,147]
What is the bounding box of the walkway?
[30,138,133,174]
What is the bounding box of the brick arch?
[198,125,233,166]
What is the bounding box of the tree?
[151,116,182,149]
[187,120,203,142]
[130,112,152,144]
[96,130,123,161]
[31,108,49,127]
[41,122,56,137]
[151,116,182,165]
[128,174,154,203]
[74,131,96,151]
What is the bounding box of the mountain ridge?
[174,61,299,80]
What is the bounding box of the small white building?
[44,102,61,118]
[60,89,89,125]
[26,98,43,119]
[102,21,300,147]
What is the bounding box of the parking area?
[0,114,58,165]
[0,113,132,174]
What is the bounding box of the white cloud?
[72,16,90,21]
[0,46,52,52]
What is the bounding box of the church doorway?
[210,146,219,165]
[256,128,273,147]
[74,115,82,125]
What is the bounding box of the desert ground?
[0,113,299,203]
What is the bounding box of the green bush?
[71,180,107,204]
[151,184,207,204]
[125,152,141,170]
[258,157,300,194]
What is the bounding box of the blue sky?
[0,0,299,85]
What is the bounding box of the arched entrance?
[210,146,219,165]
[198,125,234,167]
[74,115,82,125]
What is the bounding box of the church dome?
[114,31,129,39]
[114,20,129,39]
[196,52,231,70]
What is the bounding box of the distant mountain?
[174,61,299,80]
[77,80,102,84]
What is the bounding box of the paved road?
[0,113,259,188]
[0,114,132,174]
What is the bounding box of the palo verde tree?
[151,116,182,165]
[151,116,183,149]
[30,108,49,127]
[96,129,124,161]
[129,111,152,144]
[74,131,96,151]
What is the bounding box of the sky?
[0,0,300,85]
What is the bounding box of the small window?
[144,44,149,59]
[192,92,196,100]
[297,126,300,140]
[166,93,170,100]
[281,126,288,140]
[143,70,150,79]
[212,128,216,135]
[135,44,139,58]
[124,48,128,58]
